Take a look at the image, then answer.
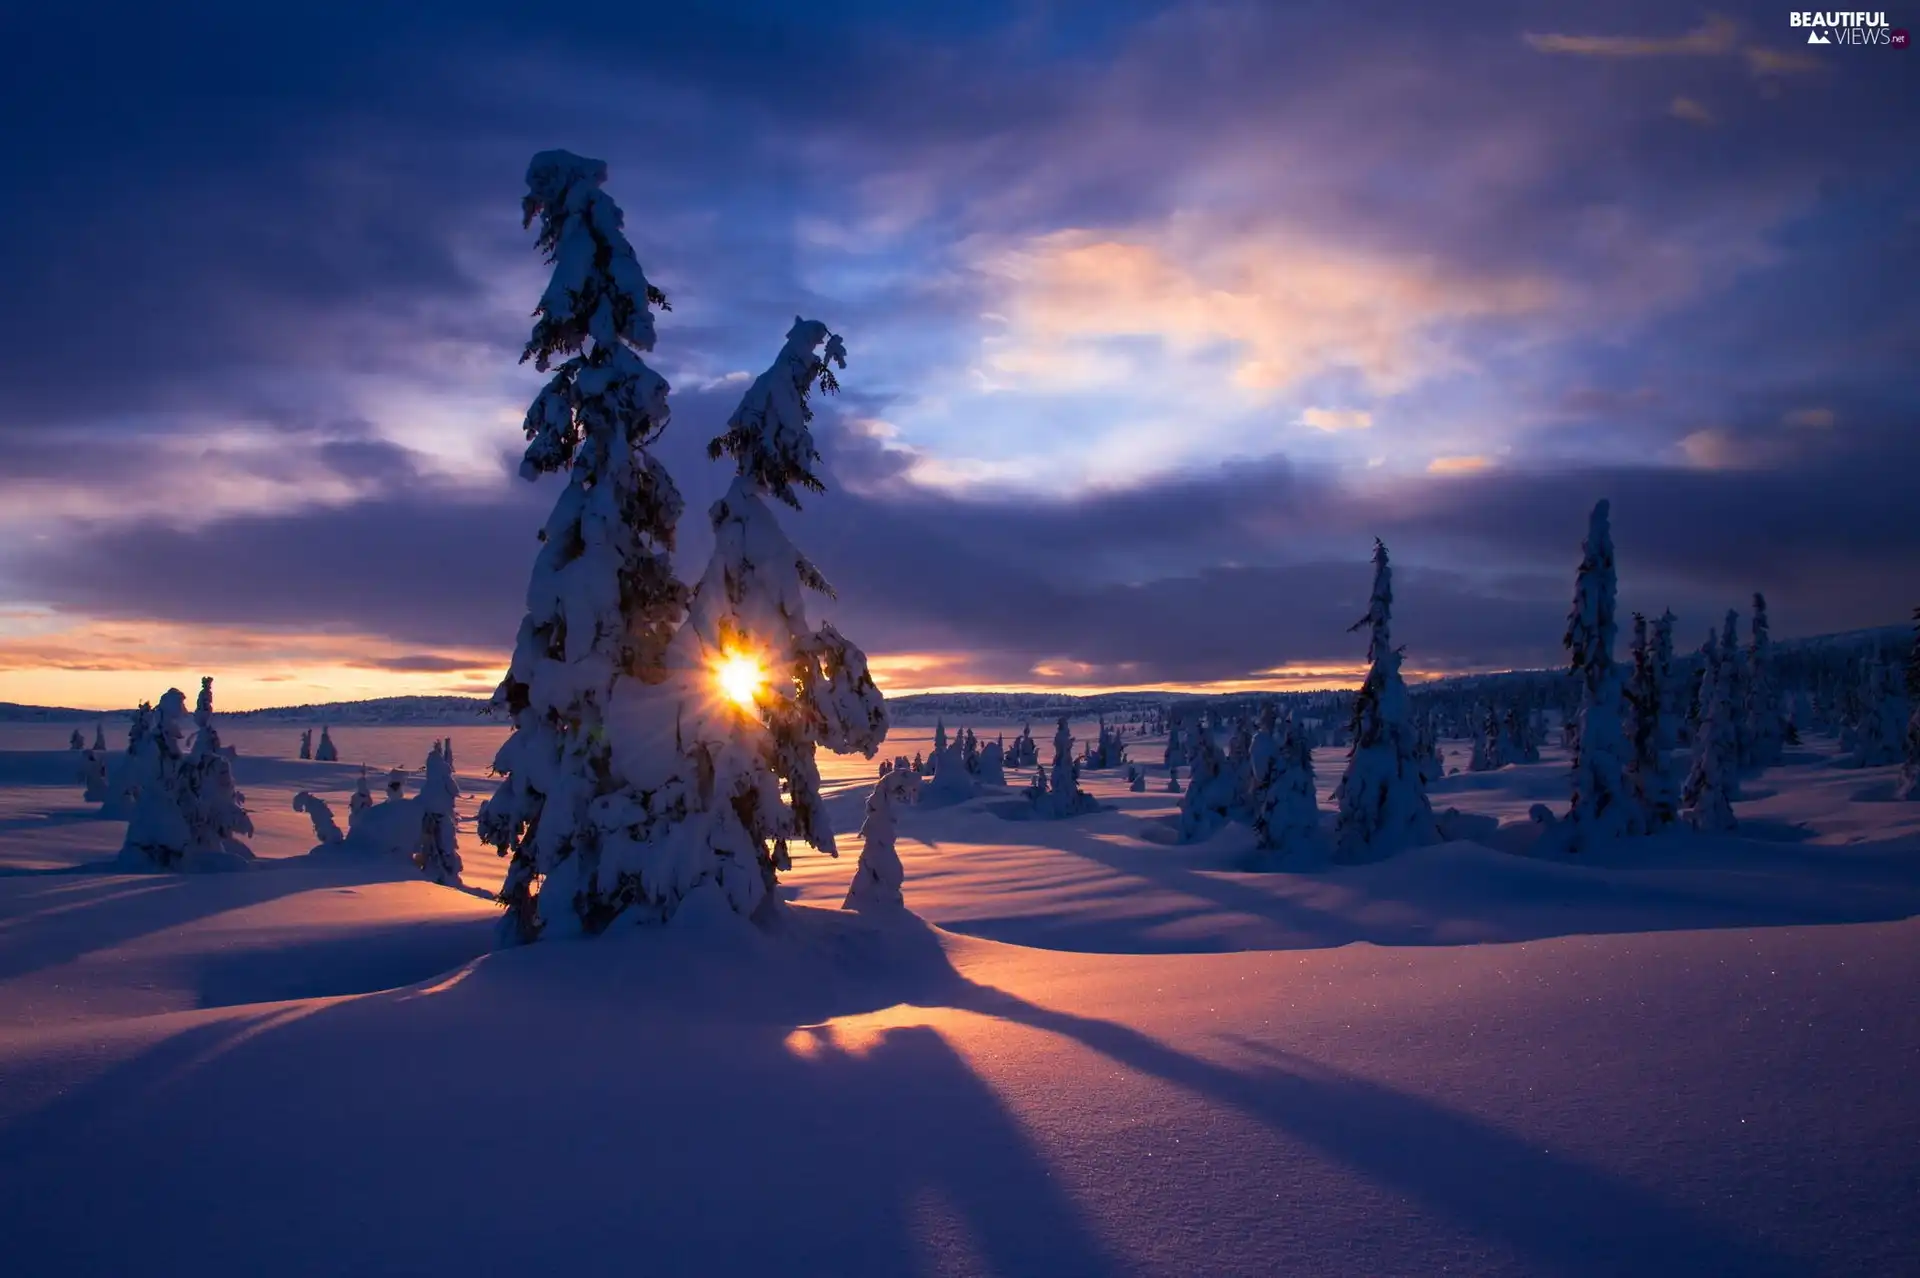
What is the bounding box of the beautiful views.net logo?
[1789,11,1908,44]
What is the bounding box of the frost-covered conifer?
[844,771,915,912]
[1651,610,1679,752]
[122,682,254,870]
[589,318,888,931]
[977,738,1008,787]
[68,729,83,750]
[1251,707,1322,859]
[91,724,105,752]
[1029,716,1099,818]
[1848,660,1906,768]
[1010,722,1038,768]
[1682,637,1738,831]
[350,767,373,817]
[294,791,345,847]
[384,769,407,803]
[80,751,108,804]
[314,726,338,762]
[1559,501,1641,852]
[299,729,313,760]
[1128,766,1147,792]
[413,742,463,885]
[1177,716,1236,840]
[475,152,692,940]
[1719,610,1750,769]
[1625,613,1677,830]
[1744,593,1783,770]
[1333,540,1437,859]
[933,718,948,759]
[1469,705,1504,772]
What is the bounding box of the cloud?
[1300,408,1374,433]
[1782,406,1836,428]
[1524,16,1740,59]
[976,223,1555,398]
[1669,97,1716,126]
[1427,455,1493,475]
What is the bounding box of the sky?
[0,1,1915,710]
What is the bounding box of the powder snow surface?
[0,725,1916,1276]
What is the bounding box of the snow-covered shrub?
[843,770,919,912]
[294,791,344,846]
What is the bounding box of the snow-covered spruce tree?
[1849,660,1906,768]
[1332,540,1437,860]
[976,737,1007,787]
[1652,610,1680,752]
[1682,636,1738,831]
[413,741,464,886]
[1251,707,1322,860]
[314,726,338,762]
[118,689,191,867]
[1178,715,1237,840]
[595,318,889,930]
[91,723,105,752]
[844,771,915,912]
[1744,593,1784,770]
[299,729,312,760]
[1719,610,1750,771]
[475,151,692,940]
[1559,501,1641,852]
[1029,716,1099,818]
[80,750,108,803]
[1166,765,1182,793]
[178,680,254,865]
[68,729,83,750]
[1625,613,1677,830]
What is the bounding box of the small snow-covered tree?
[1333,540,1437,859]
[1719,610,1750,771]
[80,750,108,803]
[1177,715,1237,840]
[1166,765,1182,793]
[1848,660,1907,768]
[1251,707,1322,860]
[299,729,313,760]
[976,738,1008,787]
[1029,716,1099,818]
[1560,501,1641,852]
[91,723,106,752]
[314,726,338,762]
[119,690,192,867]
[68,729,84,750]
[844,771,917,912]
[350,767,373,817]
[1625,613,1677,830]
[475,151,692,940]
[413,741,463,885]
[1682,636,1738,831]
[1743,593,1784,770]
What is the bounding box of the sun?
[715,652,766,710]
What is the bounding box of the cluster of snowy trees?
[294,738,464,885]
[113,678,256,872]
[476,151,887,942]
[297,727,339,761]
[884,719,1011,803]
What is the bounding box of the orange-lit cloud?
[1299,407,1374,433]
[1669,97,1715,127]
[1427,455,1493,475]
[976,222,1555,399]
[1525,16,1739,59]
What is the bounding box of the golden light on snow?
[715,652,767,710]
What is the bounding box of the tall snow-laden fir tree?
[1682,635,1738,831]
[600,318,889,928]
[475,151,691,942]
[119,690,191,867]
[1743,593,1783,770]
[1718,610,1750,773]
[1332,539,1437,859]
[1625,613,1677,830]
[1560,500,1641,852]
[314,726,338,762]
